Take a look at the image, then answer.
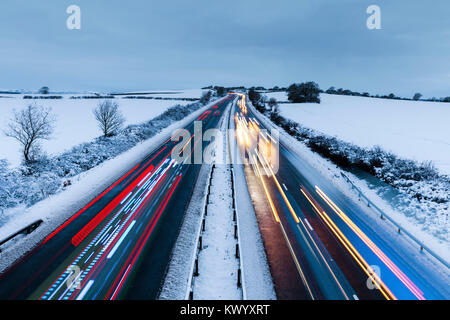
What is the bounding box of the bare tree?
[4,104,55,163]
[93,100,125,137]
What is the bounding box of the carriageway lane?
[0,96,232,300]
[233,93,448,300]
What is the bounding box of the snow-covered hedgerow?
[262,107,449,240]
[0,101,207,214]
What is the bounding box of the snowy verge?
[247,100,450,281]
[0,98,220,273]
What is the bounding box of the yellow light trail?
[254,140,350,299]
[253,156,315,299]
[300,187,396,300]
[253,155,280,223]
[235,93,361,299]
[314,186,425,300]
[256,149,300,224]
[253,151,348,299]
[179,134,194,155]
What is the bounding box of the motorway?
[232,93,449,300]
[0,92,447,300]
[0,96,232,300]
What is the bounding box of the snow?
[191,99,242,299]
[228,101,276,300]
[115,89,205,99]
[261,91,449,242]
[247,99,450,295]
[265,92,450,176]
[160,98,275,300]
[192,164,242,300]
[158,164,212,300]
[0,96,194,167]
[0,98,218,273]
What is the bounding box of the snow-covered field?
[117,89,204,99]
[0,94,199,167]
[265,92,450,176]
[0,97,217,273]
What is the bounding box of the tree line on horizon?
[204,83,450,103]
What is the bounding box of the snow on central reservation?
[266,92,450,176]
[0,92,201,167]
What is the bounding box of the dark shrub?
[287,82,321,103]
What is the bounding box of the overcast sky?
[0,0,449,97]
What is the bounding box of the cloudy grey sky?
[0,0,449,97]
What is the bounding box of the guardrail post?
[237,268,242,288]
[233,209,236,222]
[235,243,240,259]
[202,218,206,232]
[189,290,194,300]
[194,259,199,277]
[199,236,203,250]
[234,224,238,240]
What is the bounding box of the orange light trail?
[256,149,300,224]
[314,186,425,300]
[300,186,396,300]
[253,155,280,223]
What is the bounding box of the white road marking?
[304,218,314,231]
[107,220,136,259]
[120,192,132,205]
[84,251,95,264]
[76,280,95,300]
